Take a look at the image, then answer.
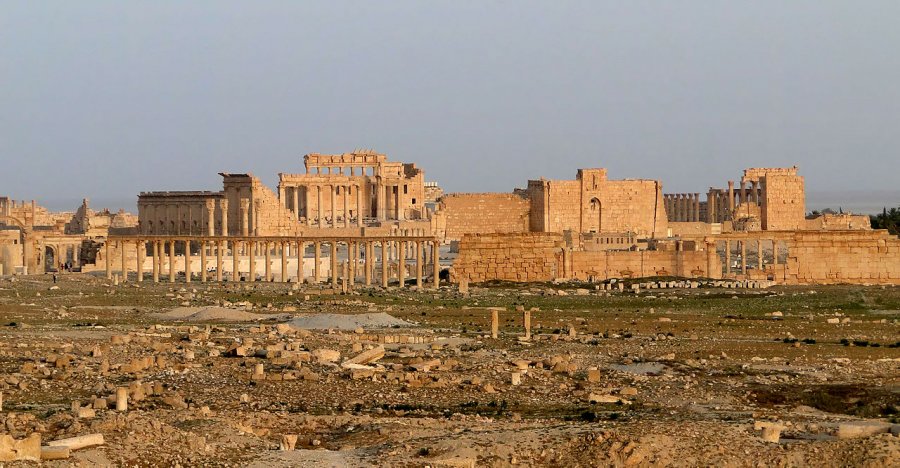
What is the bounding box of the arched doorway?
[589,198,602,233]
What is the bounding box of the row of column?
[722,238,783,276]
[664,193,701,222]
[706,188,729,223]
[278,182,406,227]
[105,238,441,289]
[727,180,762,210]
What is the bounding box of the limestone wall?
[451,232,715,283]
[526,172,667,237]
[761,172,805,230]
[451,233,563,283]
[786,230,900,284]
[803,214,871,231]
[569,249,711,280]
[435,193,530,241]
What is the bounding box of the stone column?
[740,241,747,274]
[314,241,321,283]
[253,201,260,236]
[363,241,372,286]
[523,310,531,340]
[415,241,424,289]
[248,241,257,282]
[152,241,160,282]
[706,239,717,278]
[330,242,338,288]
[216,241,223,282]
[219,199,229,236]
[381,241,390,287]
[280,241,288,283]
[432,241,440,288]
[264,242,272,282]
[751,181,759,205]
[351,241,359,287]
[231,240,240,282]
[136,241,144,282]
[206,200,215,236]
[184,240,191,283]
[342,186,350,228]
[356,185,363,227]
[330,185,337,227]
[693,193,700,222]
[491,309,499,339]
[304,186,312,226]
[757,239,763,269]
[398,240,406,287]
[168,241,176,283]
[297,241,305,283]
[293,187,300,221]
[727,181,735,220]
[278,185,286,208]
[378,183,387,221]
[240,199,250,236]
[120,241,127,282]
[724,240,731,275]
[106,241,111,279]
[708,190,717,223]
[316,185,323,227]
[200,241,207,282]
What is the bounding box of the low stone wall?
[452,230,900,285]
[451,232,716,283]
[570,249,712,281]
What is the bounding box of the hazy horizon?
[3,1,899,212]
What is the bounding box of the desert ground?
[0,274,897,467]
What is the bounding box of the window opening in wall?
[412,198,416,205]
[403,185,408,194]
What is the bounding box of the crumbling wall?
[436,193,530,241]
[803,214,871,231]
[569,249,711,280]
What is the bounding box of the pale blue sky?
[2,1,899,213]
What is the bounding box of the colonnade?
[720,238,785,277]
[705,188,729,223]
[278,181,406,227]
[664,193,701,222]
[726,180,763,218]
[105,236,442,289]
[667,180,766,224]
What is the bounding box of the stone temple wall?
[525,172,667,237]
[785,230,900,284]
[435,193,530,241]
[761,172,805,230]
